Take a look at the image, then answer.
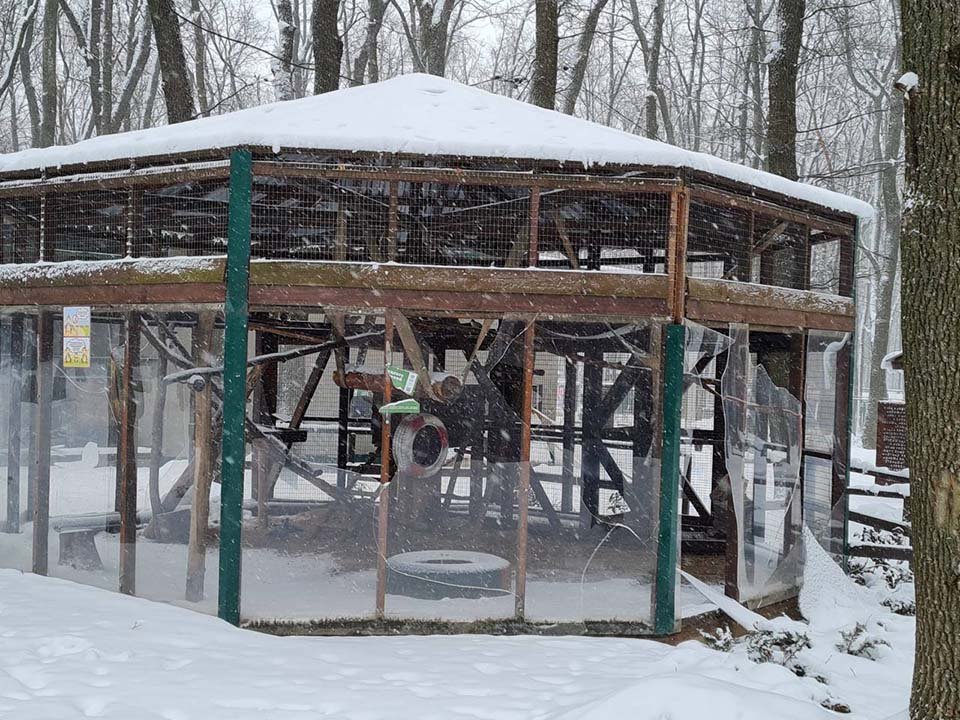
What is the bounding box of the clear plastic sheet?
[721,324,804,606]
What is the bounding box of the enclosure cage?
[0,75,863,635]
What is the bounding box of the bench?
[52,511,149,571]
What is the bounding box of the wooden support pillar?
[252,328,278,512]
[514,321,534,619]
[118,311,140,595]
[337,385,350,489]
[832,338,853,559]
[4,314,25,533]
[186,311,215,602]
[579,347,603,528]
[148,345,167,523]
[375,312,394,619]
[560,357,577,514]
[32,311,54,576]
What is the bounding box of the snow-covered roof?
[0,74,872,219]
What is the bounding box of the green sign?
[387,364,418,395]
[380,398,421,415]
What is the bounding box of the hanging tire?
[386,550,511,600]
[391,413,449,477]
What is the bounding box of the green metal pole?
[655,323,685,635]
[218,148,252,625]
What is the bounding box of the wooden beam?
[118,311,140,595]
[31,311,54,575]
[515,321,535,618]
[186,311,216,602]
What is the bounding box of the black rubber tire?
[386,550,511,600]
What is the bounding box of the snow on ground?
[0,531,913,720]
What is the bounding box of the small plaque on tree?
[877,401,908,471]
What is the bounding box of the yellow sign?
[63,306,91,368]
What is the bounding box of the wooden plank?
[561,358,577,514]
[688,185,856,237]
[186,311,216,602]
[252,286,670,321]
[0,164,231,198]
[515,321,535,618]
[376,312,394,619]
[848,511,910,536]
[32,311,54,575]
[252,160,680,193]
[848,544,913,562]
[0,284,225,308]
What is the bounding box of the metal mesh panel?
[140,179,230,257]
[537,190,670,272]
[0,198,40,263]
[809,236,841,294]
[687,200,808,291]
[396,182,531,267]
[251,175,389,261]
[48,189,129,261]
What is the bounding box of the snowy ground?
[0,532,913,720]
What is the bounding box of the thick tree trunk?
[146,0,195,123]
[766,0,805,179]
[531,0,558,109]
[900,2,960,719]
[39,0,58,147]
[312,0,343,94]
[562,0,609,115]
[101,0,114,128]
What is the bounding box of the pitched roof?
[0,73,872,218]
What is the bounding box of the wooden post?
[579,347,603,528]
[148,348,167,521]
[252,329,278,523]
[528,186,540,267]
[118,311,140,595]
[186,311,215,602]
[4,314,25,534]
[514,321,535,619]
[560,357,577,514]
[32,311,54,576]
[375,312,394,619]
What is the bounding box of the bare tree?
[146,0,196,122]
[766,0,804,179]
[274,0,297,99]
[39,0,57,146]
[313,0,342,93]
[531,0,558,108]
[561,0,609,115]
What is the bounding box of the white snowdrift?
[0,555,912,720]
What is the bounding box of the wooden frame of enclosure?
[0,147,857,634]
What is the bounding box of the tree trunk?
[312,0,342,94]
[191,0,210,114]
[351,0,386,85]
[20,18,41,147]
[862,93,904,448]
[531,0,558,109]
[274,0,297,99]
[766,0,805,179]
[644,0,667,140]
[146,0,196,123]
[900,2,960,719]
[101,0,114,128]
[39,0,58,147]
[562,0,609,115]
